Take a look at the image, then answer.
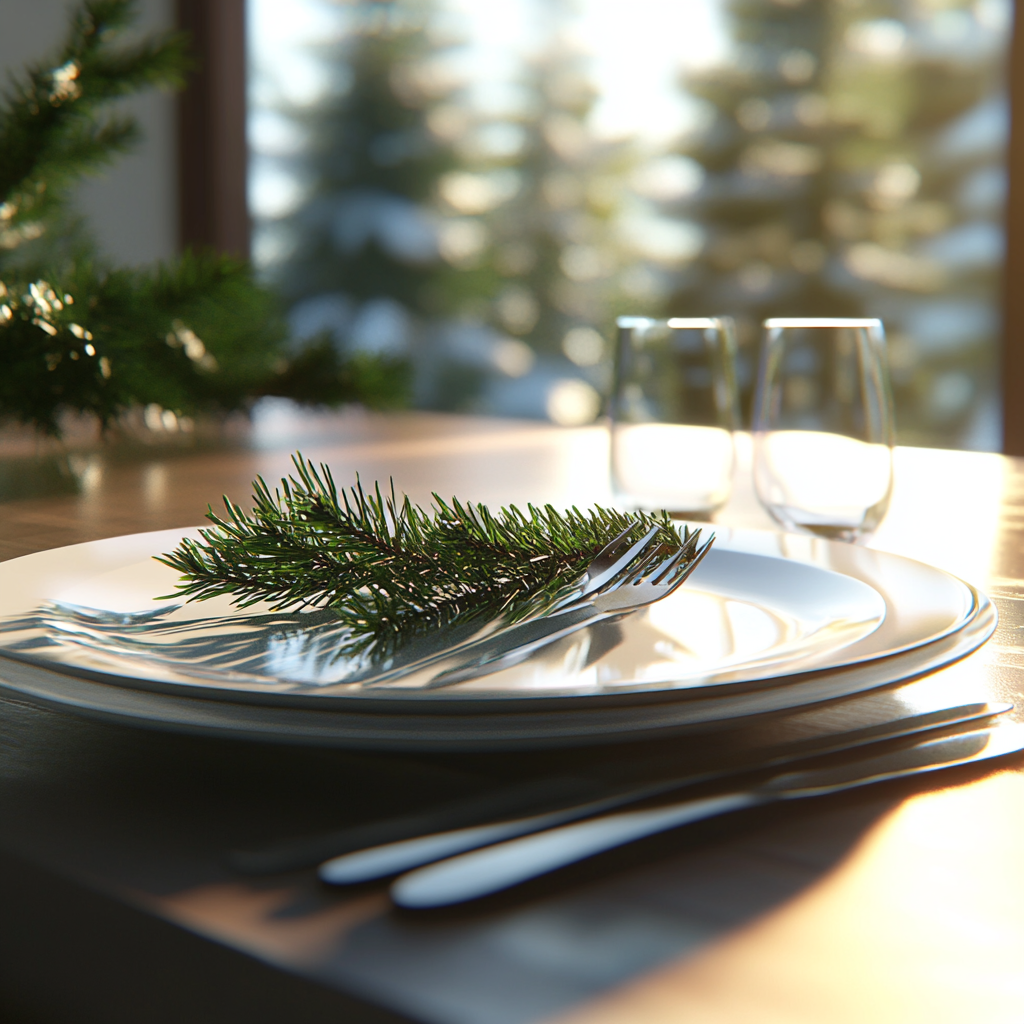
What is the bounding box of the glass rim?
[764,317,882,329]
[617,316,721,329]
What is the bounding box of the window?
[240,0,1011,447]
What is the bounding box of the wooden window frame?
[175,0,249,259]
[1002,3,1024,454]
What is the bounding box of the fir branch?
[0,0,190,232]
[156,454,696,653]
[0,252,286,433]
[0,249,410,434]
[0,1,411,434]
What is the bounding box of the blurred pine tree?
[664,0,1005,447]
[267,1,461,399]
[262,0,637,423]
[448,7,632,421]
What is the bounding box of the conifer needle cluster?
[157,454,697,653]
[0,0,407,435]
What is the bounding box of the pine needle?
[156,453,700,654]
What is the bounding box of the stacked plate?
[0,526,995,750]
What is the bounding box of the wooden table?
[1,409,1022,1024]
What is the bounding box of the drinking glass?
[610,316,740,519]
[752,317,895,542]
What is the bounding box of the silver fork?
[361,530,714,691]
[347,524,703,689]
[567,523,665,601]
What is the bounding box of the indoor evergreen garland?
[0,0,407,436]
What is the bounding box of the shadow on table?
[322,793,900,1024]
[0,694,930,1024]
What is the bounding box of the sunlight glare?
[576,0,728,143]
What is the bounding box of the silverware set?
[392,720,1023,909]
[232,691,1022,908]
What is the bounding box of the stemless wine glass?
[752,317,895,542]
[610,316,740,519]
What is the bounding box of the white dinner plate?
[0,526,995,749]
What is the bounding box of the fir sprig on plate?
[156,454,696,653]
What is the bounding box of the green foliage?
[0,0,408,435]
[0,0,190,244]
[0,252,288,433]
[268,337,412,410]
[157,454,694,653]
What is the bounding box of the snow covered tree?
[261,1,462,404]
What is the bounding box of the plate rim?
[0,525,991,714]
[0,597,997,750]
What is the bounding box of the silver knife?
[391,721,1024,909]
[318,699,1011,886]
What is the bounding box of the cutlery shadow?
[310,786,908,1024]
[313,753,1023,1024]
[230,690,1009,877]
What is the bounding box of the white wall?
[0,0,178,266]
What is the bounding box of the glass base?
[785,521,864,543]
[762,502,886,544]
[615,496,723,522]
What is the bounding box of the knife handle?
[391,791,758,909]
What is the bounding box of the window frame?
[1001,2,1023,454]
[175,0,249,258]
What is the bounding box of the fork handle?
[418,605,608,689]
[349,595,598,690]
